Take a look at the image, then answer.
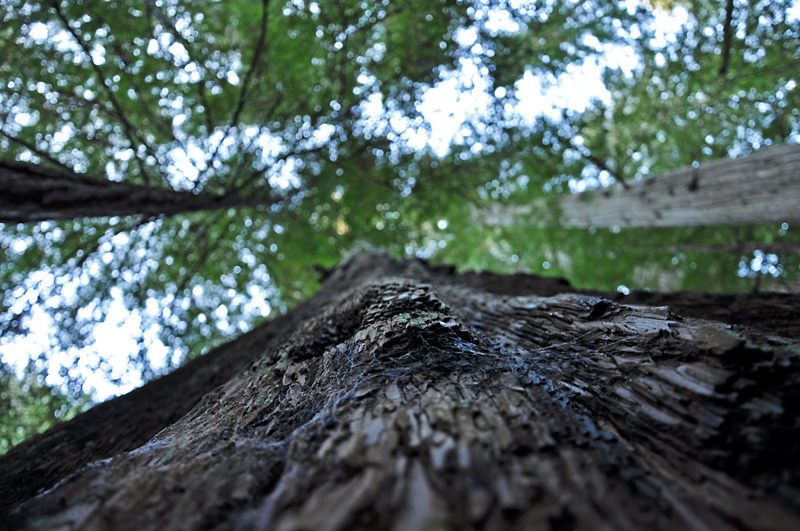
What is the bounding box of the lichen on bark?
[2,252,799,530]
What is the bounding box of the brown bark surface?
[454,267,800,338]
[1,252,799,530]
[0,160,265,223]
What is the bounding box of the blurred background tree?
[1,0,798,450]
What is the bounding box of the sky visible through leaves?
[2,1,637,399]
[0,0,798,450]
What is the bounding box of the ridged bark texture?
[1,252,799,530]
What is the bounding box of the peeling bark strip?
[559,144,800,227]
[2,252,800,529]
[0,160,266,223]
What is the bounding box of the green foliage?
[0,0,798,449]
[0,360,90,455]
[487,0,643,87]
[587,0,800,177]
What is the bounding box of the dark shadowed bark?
[719,0,735,76]
[1,252,799,529]
[0,160,268,223]
[453,267,800,338]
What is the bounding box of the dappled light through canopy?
[0,0,799,449]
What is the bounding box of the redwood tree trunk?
[1,252,799,529]
[558,144,800,227]
[479,144,800,228]
[0,160,266,223]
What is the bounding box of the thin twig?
[50,0,158,188]
[175,209,238,296]
[145,0,216,132]
[196,0,272,191]
[0,128,75,171]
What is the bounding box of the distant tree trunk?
[0,160,267,223]
[719,0,735,76]
[1,252,799,529]
[478,144,800,229]
[559,144,800,227]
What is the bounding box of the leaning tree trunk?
[478,144,800,228]
[558,143,800,227]
[2,252,799,529]
[0,160,268,223]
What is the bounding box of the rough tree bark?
[0,160,267,223]
[1,252,799,529]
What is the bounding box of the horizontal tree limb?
[0,160,269,223]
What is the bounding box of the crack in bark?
[1,252,799,529]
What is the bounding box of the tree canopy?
[1,0,799,448]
